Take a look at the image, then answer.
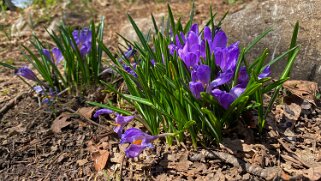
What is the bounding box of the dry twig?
[190,149,280,180]
[0,91,29,118]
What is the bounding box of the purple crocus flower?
[177,24,203,69]
[203,28,227,53]
[211,84,245,109]
[113,114,135,136]
[238,66,249,86]
[15,66,38,81]
[208,69,234,90]
[42,90,55,104]
[93,108,113,118]
[33,85,44,94]
[189,81,204,99]
[123,63,137,77]
[214,41,240,73]
[189,65,211,99]
[120,128,157,158]
[42,47,63,65]
[258,66,271,79]
[72,28,92,56]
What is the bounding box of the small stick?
[269,130,312,168]
[0,91,29,118]
[190,149,280,180]
[65,108,111,131]
[118,153,125,181]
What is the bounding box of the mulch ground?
[0,0,320,180]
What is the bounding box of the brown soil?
[1,0,320,180]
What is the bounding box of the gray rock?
[118,13,165,48]
[222,0,321,84]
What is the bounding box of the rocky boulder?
[222,0,321,85]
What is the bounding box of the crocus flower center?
[132,139,142,145]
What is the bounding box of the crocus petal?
[175,32,186,49]
[115,114,135,125]
[189,81,204,99]
[113,125,124,136]
[125,144,149,158]
[258,66,271,79]
[195,65,211,85]
[213,30,227,48]
[188,31,200,49]
[72,28,92,56]
[93,108,113,118]
[214,47,226,70]
[80,43,91,56]
[230,84,246,97]
[204,26,212,41]
[211,89,235,109]
[33,85,44,94]
[226,42,240,71]
[120,128,146,144]
[238,66,249,85]
[190,24,199,35]
[120,128,157,144]
[183,52,199,68]
[52,47,63,64]
[42,49,51,60]
[124,47,136,59]
[15,66,38,81]
[209,70,234,89]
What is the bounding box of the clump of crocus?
[42,47,63,65]
[72,28,92,56]
[15,66,39,82]
[171,24,271,109]
[120,128,158,158]
[93,109,135,136]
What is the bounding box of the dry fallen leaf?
[283,102,301,121]
[283,80,318,104]
[77,159,88,166]
[51,112,72,133]
[77,107,96,120]
[7,123,26,135]
[303,166,321,181]
[92,150,109,171]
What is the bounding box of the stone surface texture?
[222,0,321,84]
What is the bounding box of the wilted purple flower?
[42,47,63,65]
[41,87,57,105]
[114,114,135,136]
[93,108,113,118]
[15,66,38,81]
[211,84,245,109]
[258,66,271,79]
[72,28,92,56]
[120,128,158,158]
[33,85,44,94]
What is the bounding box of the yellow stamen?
[132,139,142,145]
